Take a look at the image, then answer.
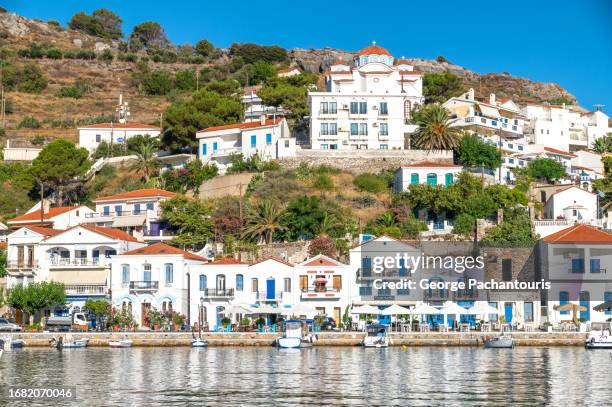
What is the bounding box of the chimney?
[489,93,496,105]
[42,199,50,215]
[260,114,266,126]
[466,88,474,101]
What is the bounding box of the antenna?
[593,104,605,112]
[115,93,130,124]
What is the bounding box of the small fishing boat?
[0,349,3,358]
[191,339,208,348]
[276,320,317,349]
[109,336,133,348]
[1,337,26,350]
[362,324,390,348]
[484,335,513,348]
[50,336,88,349]
[586,326,612,349]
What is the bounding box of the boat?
[276,320,317,349]
[109,336,133,348]
[50,336,88,349]
[1,336,26,350]
[0,349,3,358]
[191,339,208,348]
[484,335,513,348]
[362,324,390,348]
[586,324,612,349]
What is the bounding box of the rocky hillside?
[0,10,577,143]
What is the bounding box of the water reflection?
[0,347,610,406]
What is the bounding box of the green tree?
[452,213,476,236]
[243,200,286,244]
[175,69,197,91]
[68,8,123,39]
[252,60,277,84]
[308,235,337,258]
[230,43,287,64]
[162,160,218,194]
[129,138,160,182]
[195,39,214,57]
[422,72,465,104]
[280,196,348,241]
[592,134,612,154]
[84,299,110,330]
[353,173,389,194]
[163,90,243,150]
[411,104,462,151]
[30,139,91,204]
[257,73,318,119]
[456,134,503,178]
[481,208,537,246]
[8,282,65,325]
[129,21,169,51]
[0,248,6,278]
[17,63,48,93]
[526,158,566,183]
[161,196,214,249]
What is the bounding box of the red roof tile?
[95,189,175,202]
[357,45,392,56]
[9,206,80,223]
[399,70,425,75]
[543,224,612,244]
[206,257,245,265]
[78,122,160,130]
[121,242,206,262]
[401,161,462,168]
[0,242,6,250]
[251,256,293,267]
[544,147,577,157]
[23,226,64,237]
[199,118,284,133]
[78,224,141,243]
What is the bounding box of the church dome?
[357,44,392,57]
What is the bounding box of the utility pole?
[238,182,244,226]
[38,180,44,226]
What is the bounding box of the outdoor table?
[525,324,534,332]
[419,324,430,333]
[460,323,470,332]
[481,323,491,332]
[438,325,449,332]
[501,323,511,332]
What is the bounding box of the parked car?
[320,317,337,331]
[0,318,21,332]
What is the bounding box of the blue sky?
[5,0,612,113]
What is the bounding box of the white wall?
[394,167,462,192]
[544,187,596,220]
[79,128,161,152]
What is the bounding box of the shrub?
[97,49,113,62]
[351,195,377,208]
[47,20,60,28]
[312,174,334,190]
[56,80,92,99]
[75,50,96,60]
[118,52,138,62]
[45,48,63,59]
[17,116,41,129]
[31,135,45,145]
[353,173,388,194]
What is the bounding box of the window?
[379,144,388,150]
[146,202,154,211]
[329,123,337,135]
[202,143,207,156]
[398,258,408,276]
[362,257,372,277]
[299,275,308,291]
[284,278,291,292]
[359,286,373,296]
[266,133,272,145]
[216,274,226,290]
[96,134,101,143]
[350,123,358,136]
[605,292,612,315]
[236,274,244,291]
[165,263,173,284]
[492,120,498,126]
[320,101,328,114]
[199,274,207,290]
[134,204,141,215]
[359,101,367,114]
[508,143,514,149]
[320,123,329,135]
[508,158,514,164]
[518,145,524,151]
[524,302,534,322]
[502,259,512,281]
[251,278,258,293]
[590,259,601,273]
[426,173,437,186]
[143,264,151,281]
[250,135,257,148]
[329,102,337,114]
[213,142,218,152]
[519,160,524,166]
[379,123,388,135]
[333,275,342,291]
[411,173,419,184]
[445,173,454,186]
[379,102,388,115]
[103,206,110,216]
[115,205,122,216]
[350,101,358,114]
[397,289,410,296]
[330,144,338,150]
[572,258,585,273]
[121,264,130,284]
[321,144,329,150]
[359,123,368,135]
[284,140,289,148]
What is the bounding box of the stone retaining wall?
[2,332,587,347]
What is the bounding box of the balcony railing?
[256,291,283,300]
[65,284,107,295]
[200,288,235,298]
[85,209,161,219]
[7,261,37,270]
[300,287,340,293]
[49,258,108,267]
[129,281,159,290]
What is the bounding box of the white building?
[82,188,176,242]
[308,43,424,151]
[8,203,94,230]
[110,243,207,328]
[542,224,612,324]
[393,161,463,193]
[522,104,611,152]
[197,117,296,174]
[534,186,599,238]
[78,122,161,153]
[241,89,287,122]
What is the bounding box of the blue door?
[266,279,275,300]
[504,303,513,323]
[580,291,590,321]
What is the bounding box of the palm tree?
[129,139,160,182]
[377,211,396,228]
[316,213,339,236]
[592,135,612,154]
[411,104,462,151]
[243,200,286,244]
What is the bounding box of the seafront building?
[308,43,424,151]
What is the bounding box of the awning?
[49,269,108,285]
[112,215,146,228]
[352,300,416,306]
[477,104,500,119]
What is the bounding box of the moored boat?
[109,336,133,348]
[277,320,317,349]
[1,337,26,350]
[484,335,513,348]
[362,324,390,348]
[585,324,612,349]
[50,336,88,349]
[191,339,208,348]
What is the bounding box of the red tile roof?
[78,122,160,130]
[95,189,175,202]
[326,70,353,76]
[399,70,425,75]
[9,206,80,223]
[199,118,284,133]
[23,226,64,237]
[251,256,293,267]
[332,60,349,65]
[543,224,612,244]
[0,242,6,250]
[206,257,245,265]
[79,224,141,243]
[544,147,577,157]
[401,161,462,168]
[571,165,595,171]
[121,242,206,262]
[357,45,392,56]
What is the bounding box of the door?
[580,291,590,321]
[333,307,341,325]
[333,276,342,291]
[504,303,513,324]
[141,302,151,327]
[143,265,151,282]
[266,279,275,300]
[300,276,308,292]
[17,246,24,267]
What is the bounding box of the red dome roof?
[357,45,392,57]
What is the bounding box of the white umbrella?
[252,305,282,314]
[410,303,440,315]
[381,304,411,316]
[351,304,380,315]
[467,302,499,316]
[222,304,254,315]
[440,301,467,327]
[281,303,318,316]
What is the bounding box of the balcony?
[256,291,283,301]
[65,284,108,296]
[85,209,160,219]
[6,261,37,274]
[49,258,109,268]
[200,288,235,299]
[300,287,341,299]
[142,229,175,242]
[129,281,159,291]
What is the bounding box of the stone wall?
[279,149,454,174]
[236,241,310,265]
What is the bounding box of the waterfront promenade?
[2,331,587,347]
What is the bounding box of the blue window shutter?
[213,142,218,151]
[266,133,272,145]
[251,135,257,147]
[411,173,419,184]
[202,143,207,155]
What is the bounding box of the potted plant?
[240,317,251,331]
[221,317,231,327]
[543,321,553,333]
[148,308,163,331]
[171,312,186,331]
